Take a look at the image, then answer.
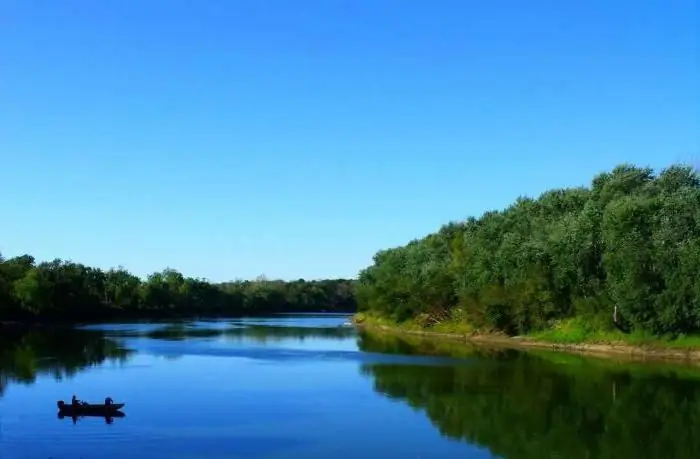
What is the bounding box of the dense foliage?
[359,332,700,459]
[356,163,700,336]
[0,255,356,322]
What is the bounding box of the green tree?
[357,162,700,337]
[0,254,356,322]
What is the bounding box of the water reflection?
[87,321,356,341]
[5,317,700,458]
[57,411,126,425]
[359,331,700,459]
[0,322,357,396]
[0,326,133,396]
[107,322,475,366]
[357,328,515,360]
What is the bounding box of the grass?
[532,317,700,349]
[353,311,474,335]
[355,312,700,351]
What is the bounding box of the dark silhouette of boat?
[57,411,125,425]
[57,400,125,415]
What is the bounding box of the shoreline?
[0,311,356,329]
[353,316,700,364]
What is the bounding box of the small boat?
[57,400,125,415]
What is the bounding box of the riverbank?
[352,313,700,363]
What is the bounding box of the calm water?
[2,314,700,459]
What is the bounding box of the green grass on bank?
[354,312,700,350]
[353,311,475,335]
[532,317,700,349]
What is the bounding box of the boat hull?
[57,400,125,415]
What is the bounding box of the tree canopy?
[0,255,356,322]
[355,163,700,336]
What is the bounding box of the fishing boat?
[57,400,125,415]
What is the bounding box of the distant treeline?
[355,163,700,336]
[0,254,356,322]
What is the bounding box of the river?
[1,313,699,458]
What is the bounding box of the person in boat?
[105,397,113,406]
[71,395,88,406]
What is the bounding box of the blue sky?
[0,0,697,281]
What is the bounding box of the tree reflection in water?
[0,326,133,396]
[358,330,700,459]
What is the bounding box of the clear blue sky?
[0,0,697,282]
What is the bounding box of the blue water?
[0,314,489,459]
[4,313,700,459]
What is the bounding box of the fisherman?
[71,395,79,406]
[105,397,113,406]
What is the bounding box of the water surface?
[1,314,699,458]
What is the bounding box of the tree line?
[355,163,700,337]
[0,254,356,322]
